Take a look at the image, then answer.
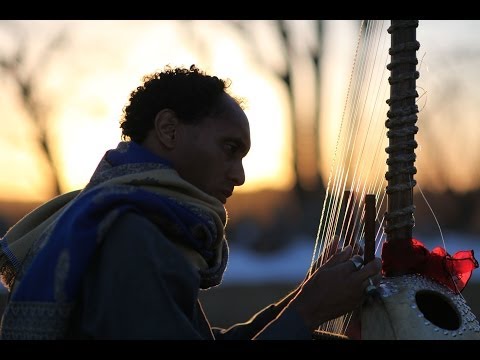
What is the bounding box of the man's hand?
[289,245,382,332]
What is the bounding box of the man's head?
[120,65,250,204]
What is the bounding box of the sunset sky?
[0,20,479,202]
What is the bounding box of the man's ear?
[154,109,178,149]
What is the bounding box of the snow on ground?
[222,239,314,284]
[222,232,480,284]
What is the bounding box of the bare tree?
[310,20,324,191]
[0,23,67,197]
[229,20,326,197]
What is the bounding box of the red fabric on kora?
[382,238,479,294]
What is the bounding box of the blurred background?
[1,20,479,329]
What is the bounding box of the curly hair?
[120,64,244,142]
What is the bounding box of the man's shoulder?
[103,210,200,277]
[106,211,161,240]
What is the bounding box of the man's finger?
[324,245,353,268]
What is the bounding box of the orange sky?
[1,20,479,202]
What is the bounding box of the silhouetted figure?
[0,65,381,339]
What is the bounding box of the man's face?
[172,94,251,204]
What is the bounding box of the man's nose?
[230,161,245,186]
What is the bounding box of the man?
[0,65,381,339]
